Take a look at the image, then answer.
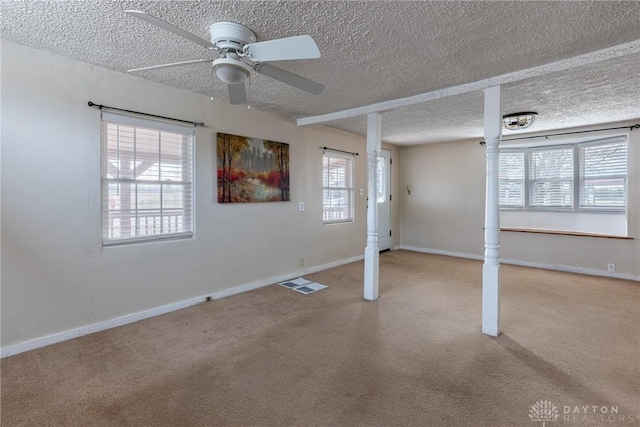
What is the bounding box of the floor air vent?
[278,277,327,294]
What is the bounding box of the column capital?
[367,113,382,152]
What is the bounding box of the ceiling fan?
[124,10,325,105]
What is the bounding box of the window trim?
[527,144,575,211]
[498,150,525,209]
[322,151,355,225]
[578,138,628,212]
[499,135,628,213]
[101,111,196,246]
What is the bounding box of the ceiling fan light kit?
[124,11,324,105]
[502,111,538,130]
[213,56,252,84]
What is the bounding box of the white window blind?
[499,151,525,208]
[579,139,627,210]
[323,152,354,224]
[101,111,194,245]
[528,147,574,208]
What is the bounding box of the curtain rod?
[321,146,359,156]
[479,123,639,145]
[87,102,205,127]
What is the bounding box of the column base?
[482,262,500,336]
[364,245,379,301]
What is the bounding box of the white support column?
[364,113,381,301]
[482,85,502,337]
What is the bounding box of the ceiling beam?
[297,39,640,127]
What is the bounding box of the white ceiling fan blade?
[124,10,216,50]
[228,82,247,105]
[256,63,324,95]
[245,35,320,62]
[127,59,212,73]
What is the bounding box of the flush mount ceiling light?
[502,112,538,130]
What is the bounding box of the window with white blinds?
[101,111,195,246]
[323,152,354,224]
[579,140,627,210]
[499,151,525,208]
[529,147,574,208]
[499,136,628,212]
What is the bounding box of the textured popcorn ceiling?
[2,1,639,145]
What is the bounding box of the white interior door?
[377,149,391,251]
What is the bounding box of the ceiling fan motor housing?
[210,22,256,51]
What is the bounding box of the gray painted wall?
[1,41,403,348]
[399,123,640,278]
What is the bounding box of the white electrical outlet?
[608,263,615,272]
[299,257,305,266]
[299,202,305,211]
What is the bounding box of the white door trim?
[378,149,392,251]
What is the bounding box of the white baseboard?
[0,296,205,359]
[0,254,364,358]
[397,245,640,281]
[397,245,483,261]
[499,258,640,281]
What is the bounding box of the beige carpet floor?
[1,250,639,426]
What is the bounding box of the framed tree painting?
[216,132,290,203]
